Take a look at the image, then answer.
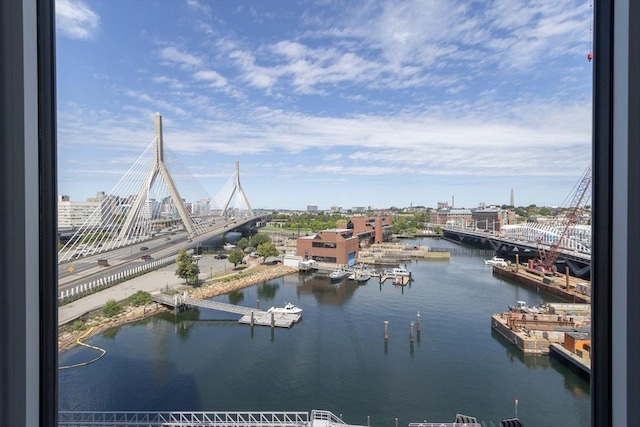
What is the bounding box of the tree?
[228,248,244,267]
[250,233,271,247]
[175,249,200,284]
[256,242,279,261]
[236,237,249,250]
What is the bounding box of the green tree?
[250,233,271,247]
[228,248,244,267]
[175,249,200,284]
[236,237,249,250]
[256,242,279,261]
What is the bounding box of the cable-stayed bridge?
[59,113,260,264]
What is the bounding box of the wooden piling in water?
[410,321,415,342]
[270,311,274,329]
[416,311,421,331]
[384,321,389,340]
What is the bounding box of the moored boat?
[329,268,349,282]
[484,256,508,267]
[383,265,412,277]
[267,302,303,314]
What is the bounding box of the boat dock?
[152,293,301,328]
[379,274,411,285]
[492,264,591,303]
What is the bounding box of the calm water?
[59,239,590,426]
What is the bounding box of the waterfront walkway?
[58,254,259,326]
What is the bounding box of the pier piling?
[250,311,254,326]
[270,311,275,329]
[416,311,421,331]
[384,321,389,340]
[410,321,415,342]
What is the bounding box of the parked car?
[214,254,228,259]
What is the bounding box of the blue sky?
[55,0,593,211]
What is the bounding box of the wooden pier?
[152,293,301,328]
[379,274,411,285]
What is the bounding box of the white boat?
[383,265,412,277]
[348,270,372,283]
[484,256,508,266]
[329,268,349,282]
[267,302,303,315]
[223,242,236,250]
[354,272,371,283]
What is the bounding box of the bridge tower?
[221,160,253,217]
[117,113,197,239]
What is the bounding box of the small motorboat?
[329,268,349,282]
[484,256,508,267]
[267,302,303,314]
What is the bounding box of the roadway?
[57,216,260,293]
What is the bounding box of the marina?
[60,238,590,426]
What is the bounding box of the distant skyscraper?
[510,189,515,206]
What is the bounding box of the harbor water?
[59,238,590,426]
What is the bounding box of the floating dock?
[379,274,411,285]
[238,311,301,328]
[152,293,301,328]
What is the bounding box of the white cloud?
[152,76,185,89]
[55,0,99,40]
[185,0,211,17]
[193,70,228,88]
[159,46,203,69]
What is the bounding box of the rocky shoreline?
[58,264,297,353]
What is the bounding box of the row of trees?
[271,212,349,232]
[175,233,281,285]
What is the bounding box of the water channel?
[59,238,590,426]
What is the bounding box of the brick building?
[296,229,360,266]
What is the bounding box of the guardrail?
[58,255,175,302]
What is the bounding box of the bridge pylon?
[221,160,253,217]
[117,113,197,239]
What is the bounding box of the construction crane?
[535,163,592,274]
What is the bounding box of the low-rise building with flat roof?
[296,228,360,266]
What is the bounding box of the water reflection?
[256,281,279,300]
[228,290,245,305]
[296,275,359,305]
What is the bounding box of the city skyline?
[56,0,593,210]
